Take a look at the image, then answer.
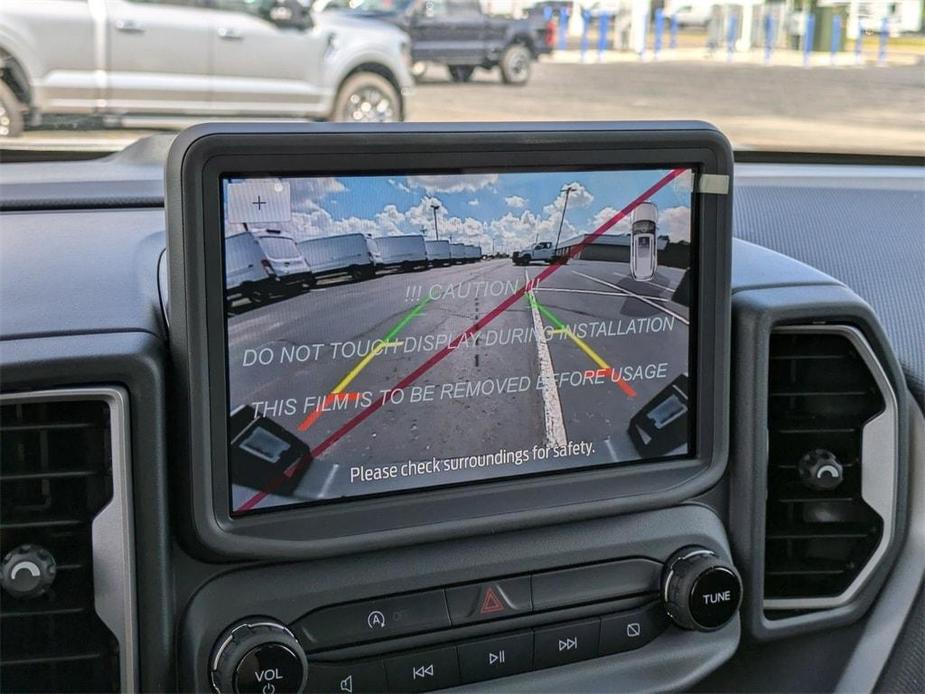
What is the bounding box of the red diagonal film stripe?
[236,168,687,512]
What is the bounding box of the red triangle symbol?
[479,587,506,615]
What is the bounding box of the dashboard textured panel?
[876,581,925,693]
[733,179,925,406]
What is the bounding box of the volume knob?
[662,546,742,631]
[210,619,307,694]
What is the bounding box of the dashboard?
[0,124,922,694]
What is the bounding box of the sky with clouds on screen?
[226,169,693,253]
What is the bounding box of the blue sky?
[229,168,694,254]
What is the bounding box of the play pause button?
[458,632,533,683]
[533,619,600,668]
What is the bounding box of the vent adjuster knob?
[1,544,57,599]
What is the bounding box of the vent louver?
[0,398,120,692]
[763,326,894,613]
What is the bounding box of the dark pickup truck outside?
[325,0,553,85]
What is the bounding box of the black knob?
[662,546,742,631]
[1,544,56,599]
[210,619,307,694]
[798,449,844,491]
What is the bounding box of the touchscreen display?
[222,167,696,514]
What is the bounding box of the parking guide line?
[524,269,568,449]
[535,286,671,303]
[237,167,687,512]
[296,295,433,432]
[571,270,689,325]
[525,290,637,398]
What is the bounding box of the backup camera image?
[222,167,696,514]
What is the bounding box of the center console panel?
[181,506,740,692]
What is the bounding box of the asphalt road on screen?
[227,257,690,510]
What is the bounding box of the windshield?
[0,0,922,156]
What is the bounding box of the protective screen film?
[222,167,696,514]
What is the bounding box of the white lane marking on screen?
[535,286,671,303]
[525,268,568,449]
[571,271,689,325]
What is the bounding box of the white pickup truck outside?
[0,0,414,136]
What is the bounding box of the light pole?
[430,200,441,240]
[553,184,576,256]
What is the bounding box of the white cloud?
[467,199,480,206]
[388,179,412,193]
[406,173,499,194]
[289,177,347,211]
[504,195,526,208]
[590,206,631,234]
[658,206,692,243]
[671,169,695,196]
[542,181,593,217]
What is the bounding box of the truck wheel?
[500,44,531,85]
[0,82,24,138]
[448,66,475,83]
[333,72,401,123]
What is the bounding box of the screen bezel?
[167,123,732,559]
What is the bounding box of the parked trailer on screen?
[297,233,377,282]
[225,228,277,306]
[449,242,467,264]
[369,234,428,271]
[252,228,314,292]
[425,239,452,267]
[464,245,482,263]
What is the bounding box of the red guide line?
[236,168,687,512]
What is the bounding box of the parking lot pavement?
[3,58,921,156]
[410,59,925,155]
[228,257,690,510]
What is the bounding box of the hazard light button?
[446,577,532,625]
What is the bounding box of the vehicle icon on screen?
[630,201,658,281]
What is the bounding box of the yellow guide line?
[331,340,402,394]
[560,328,611,372]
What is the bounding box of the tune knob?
[210,619,308,694]
[662,546,742,631]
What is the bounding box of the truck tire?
[500,44,531,85]
[333,72,401,123]
[448,65,475,82]
[0,81,24,138]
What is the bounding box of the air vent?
[764,325,897,613]
[0,393,126,692]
